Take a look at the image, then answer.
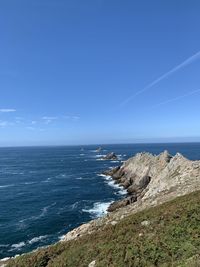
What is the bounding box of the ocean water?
[1,143,200,259]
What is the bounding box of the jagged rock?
[61,150,200,244]
[106,151,172,211]
[103,166,120,176]
[103,152,118,160]
[107,195,137,212]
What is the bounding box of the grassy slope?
[7,190,200,267]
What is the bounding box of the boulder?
[107,195,137,212]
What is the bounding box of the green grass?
[7,190,200,267]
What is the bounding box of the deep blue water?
[1,143,200,259]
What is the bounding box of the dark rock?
[103,166,120,176]
[107,195,137,212]
[103,152,118,160]
[138,175,151,189]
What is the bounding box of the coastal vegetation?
[6,190,200,267]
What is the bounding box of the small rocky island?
[102,152,118,160]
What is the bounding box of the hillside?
[4,190,200,267]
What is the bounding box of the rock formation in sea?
[102,152,118,160]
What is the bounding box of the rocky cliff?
[62,150,200,242]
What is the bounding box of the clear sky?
[0,0,200,146]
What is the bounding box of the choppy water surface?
[1,143,200,258]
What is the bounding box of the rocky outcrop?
[61,151,200,245]
[104,150,200,212]
[105,151,172,211]
[102,152,118,160]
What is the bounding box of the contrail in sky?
[120,50,200,106]
[150,88,200,109]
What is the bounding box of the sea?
[1,143,200,259]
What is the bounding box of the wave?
[97,174,112,180]
[19,202,57,225]
[69,201,80,210]
[21,182,36,185]
[98,174,127,195]
[42,177,51,183]
[10,242,26,250]
[107,180,127,195]
[27,235,48,245]
[8,235,48,253]
[76,177,83,180]
[82,201,112,218]
[94,154,106,158]
[0,184,15,189]
[59,235,66,241]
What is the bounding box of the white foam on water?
[82,202,112,218]
[0,184,15,189]
[97,174,112,180]
[22,182,36,185]
[107,180,127,195]
[76,177,83,180]
[116,189,127,195]
[42,177,51,183]
[59,235,66,241]
[95,154,106,158]
[19,202,56,224]
[28,235,48,245]
[0,257,10,262]
[80,154,85,156]
[107,180,121,189]
[98,173,127,195]
[11,242,26,250]
[69,201,80,210]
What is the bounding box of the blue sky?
[0,0,200,146]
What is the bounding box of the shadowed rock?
[104,151,173,212]
[103,152,118,160]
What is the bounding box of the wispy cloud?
[42,116,58,124]
[0,109,16,113]
[0,121,13,128]
[63,115,80,121]
[150,88,200,109]
[120,50,200,106]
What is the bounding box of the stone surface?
[61,151,200,245]
[88,260,96,267]
[103,152,118,160]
